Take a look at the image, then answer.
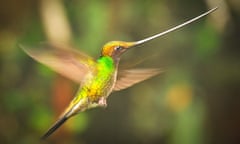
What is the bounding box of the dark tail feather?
[41,116,68,140]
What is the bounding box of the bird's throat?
[97,56,116,70]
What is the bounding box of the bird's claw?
[98,97,107,108]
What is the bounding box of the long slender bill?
[127,7,218,47]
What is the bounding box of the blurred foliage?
[0,0,240,144]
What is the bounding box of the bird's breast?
[80,70,116,103]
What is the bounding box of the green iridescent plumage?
[70,56,115,107]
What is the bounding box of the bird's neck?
[98,56,119,68]
[97,56,116,72]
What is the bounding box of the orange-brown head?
[101,41,136,58]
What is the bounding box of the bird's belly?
[83,73,115,103]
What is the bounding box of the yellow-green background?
[0,0,239,144]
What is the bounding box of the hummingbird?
[21,7,217,139]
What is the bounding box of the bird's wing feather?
[113,68,163,91]
[21,43,96,83]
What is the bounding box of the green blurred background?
[1,0,240,144]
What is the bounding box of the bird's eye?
[115,46,122,51]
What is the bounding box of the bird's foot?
[98,97,107,108]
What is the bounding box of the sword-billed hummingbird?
[22,7,217,139]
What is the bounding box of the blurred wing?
[21,43,96,83]
[113,68,163,91]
